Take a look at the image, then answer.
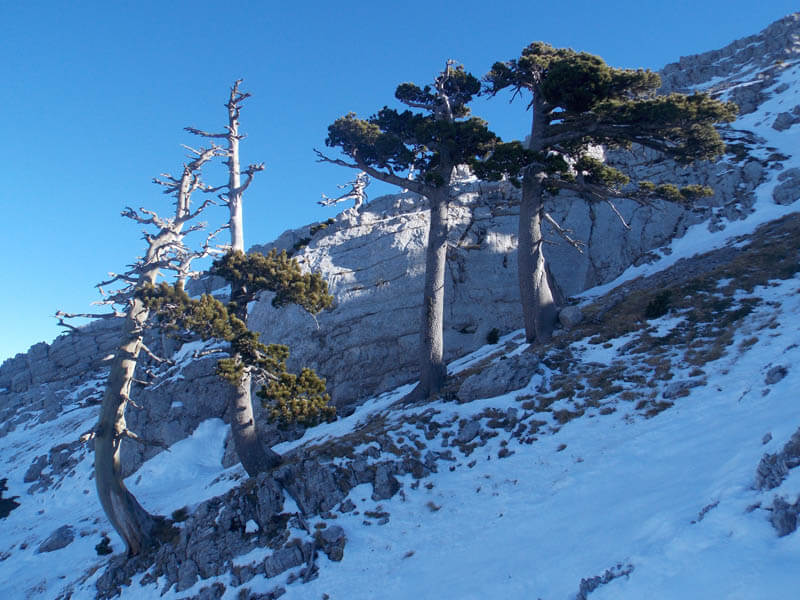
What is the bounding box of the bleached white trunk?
[222,84,280,476]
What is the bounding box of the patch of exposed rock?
[659,13,800,113]
[755,426,800,491]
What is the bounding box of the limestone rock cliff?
[2,12,799,452]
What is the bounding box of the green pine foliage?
[482,42,738,202]
[210,249,333,315]
[257,367,335,427]
[324,63,499,187]
[138,249,335,426]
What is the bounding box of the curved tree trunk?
[518,173,558,344]
[94,294,161,556]
[230,371,282,476]
[419,187,450,397]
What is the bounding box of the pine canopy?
[479,42,738,201]
[324,64,499,188]
[138,250,335,427]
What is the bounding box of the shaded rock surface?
[769,496,800,537]
[457,351,539,403]
[755,427,800,491]
[37,525,75,553]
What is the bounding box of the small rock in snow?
[37,525,75,553]
[765,365,788,385]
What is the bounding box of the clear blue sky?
[1,0,797,363]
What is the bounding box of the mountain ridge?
[2,14,800,598]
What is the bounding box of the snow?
[2,41,800,600]
[277,277,800,600]
[0,415,241,599]
[127,418,240,516]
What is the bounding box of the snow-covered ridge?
[2,206,800,597]
[660,12,800,100]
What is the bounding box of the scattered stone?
[317,525,346,561]
[769,496,799,537]
[456,420,481,444]
[37,525,75,553]
[662,379,704,399]
[755,427,800,490]
[264,544,309,578]
[457,352,539,402]
[192,582,226,600]
[575,562,635,600]
[772,108,800,131]
[772,168,800,205]
[23,455,48,483]
[765,365,788,385]
[372,463,400,501]
[558,305,583,329]
[338,499,355,513]
[762,432,773,445]
[276,460,348,515]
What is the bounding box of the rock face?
[659,13,800,112]
[244,15,800,411]
[2,13,799,462]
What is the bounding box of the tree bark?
[230,373,281,475]
[94,288,161,556]
[418,186,450,397]
[227,124,245,253]
[518,172,558,343]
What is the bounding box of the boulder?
[37,525,75,553]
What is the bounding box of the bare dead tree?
[319,171,370,211]
[186,79,263,254]
[186,81,283,477]
[59,143,222,556]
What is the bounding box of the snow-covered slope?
[3,13,800,600]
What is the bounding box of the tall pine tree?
[185,82,333,476]
[317,61,498,397]
[479,43,737,342]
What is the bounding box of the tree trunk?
[227,129,245,253]
[94,294,161,556]
[518,173,558,344]
[419,187,450,397]
[228,281,282,477]
[230,372,281,476]
[222,87,280,477]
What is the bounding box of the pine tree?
[479,43,737,343]
[317,61,498,398]
[57,142,221,556]
[138,253,334,434]
[185,82,333,476]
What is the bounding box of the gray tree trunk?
[94,283,160,556]
[230,374,281,475]
[418,185,450,397]
[222,84,280,477]
[518,172,558,343]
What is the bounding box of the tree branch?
[119,429,171,451]
[314,149,427,196]
[184,126,228,139]
[542,212,585,253]
[605,198,632,229]
[140,343,173,365]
